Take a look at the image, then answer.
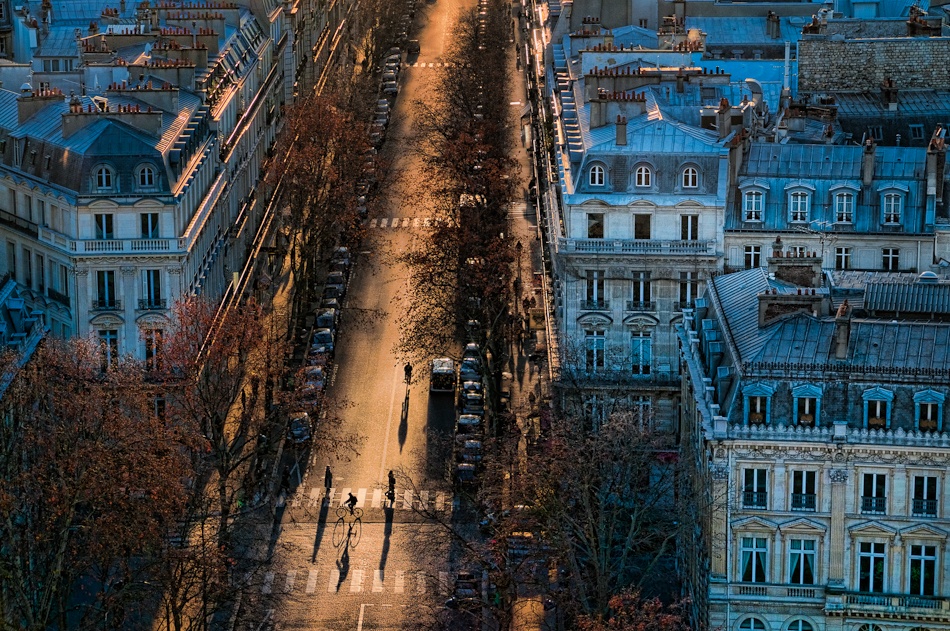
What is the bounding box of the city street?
[263,0,491,627]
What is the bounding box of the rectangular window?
[910,124,925,140]
[142,269,163,309]
[859,542,886,593]
[797,396,818,426]
[835,247,851,270]
[94,213,114,240]
[99,329,118,371]
[144,328,163,371]
[741,537,768,583]
[5,241,14,279]
[681,215,699,240]
[744,191,763,221]
[35,253,44,292]
[913,476,938,517]
[743,468,768,508]
[835,193,854,223]
[789,539,816,585]
[882,248,900,271]
[919,402,940,432]
[141,213,160,239]
[744,245,762,269]
[585,329,605,372]
[678,272,699,310]
[789,192,809,222]
[630,331,651,375]
[883,194,902,224]
[96,270,116,309]
[909,545,936,596]
[862,473,887,514]
[585,270,606,309]
[634,214,651,239]
[791,470,817,511]
[748,395,767,424]
[630,271,651,309]
[867,399,888,429]
[36,200,45,226]
[22,247,31,289]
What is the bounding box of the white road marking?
[350,569,364,592]
[309,487,321,507]
[439,571,450,595]
[418,490,428,508]
[416,571,427,594]
[373,569,384,592]
[370,218,378,228]
[379,218,389,228]
[306,569,318,594]
[401,489,414,509]
[338,487,351,506]
[284,570,296,592]
[262,571,274,594]
[435,492,445,511]
[356,487,367,507]
[395,570,405,593]
[328,569,340,592]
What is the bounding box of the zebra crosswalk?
[277,485,457,512]
[405,61,453,68]
[367,217,445,229]
[260,567,472,596]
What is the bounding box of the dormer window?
[589,164,605,187]
[744,190,763,222]
[96,166,113,190]
[863,387,894,429]
[138,166,156,188]
[682,166,698,188]
[635,165,652,188]
[789,191,809,223]
[915,390,945,432]
[882,192,902,224]
[743,383,775,425]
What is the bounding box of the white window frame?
[589,164,605,187]
[744,190,763,222]
[789,191,810,223]
[635,165,652,188]
[138,165,155,188]
[858,541,887,593]
[630,330,651,375]
[908,544,938,596]
[882,192,903,224]
[585,329,605,372]
[835,246,851,270]
[740,536,769,583]
[788,539,816,585]
[682,166,698,188]
[882,248,900,271]
[835,192,854,223]
[95,166,113,190]
[744,245,762,269]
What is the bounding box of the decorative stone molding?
[710,464,730,480]
[829,468,848,483]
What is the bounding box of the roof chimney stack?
[616,115,627,145]
[881,77,898,112]
[834,300,851,360]
[862,139,876,186]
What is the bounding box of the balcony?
[626,300,656,312]
[743,491,767,509]
[138,299,168,311]
[710,582,824,602]
[47,288,70,307]
[37,227,181,255]
[861,496,887,514]
[791,493,816,511]
[827,592,950,619]
[580,299,609,311]
[0,208,38,237]
[560,238,716,256]
[91,299,122,312]
[913,498,938,517]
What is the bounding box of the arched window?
[787,621,813,631]
[589,164,605,187]
[857,624,884,631]
[96,166,113,189]
[635,165,652,187]
[139,166,155,188]
[682,166,698,188]
[739,617,767,631]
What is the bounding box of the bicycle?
[332,505,363,549]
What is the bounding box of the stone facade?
[799,37,950,92]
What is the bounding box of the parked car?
[322,284,344,302]
[456,438,483,463]
[327,271,346,290]
[311,328,335,354]
[382,70,398,83]
[287,412,312,444]
[315,307,338,330]
[331,246,351,267]
[456,462,476,487]
[459,357,480,382]
[456,413,483,435]
[382,81,399,95]
[445,570,480,610]
[407,39,420,54]
[303,365,326,390]
[320,296,341,311]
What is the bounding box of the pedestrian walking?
[324,465,332,493]
[404,362,413,384]
[387,470,396,502]
[281,466,291,491]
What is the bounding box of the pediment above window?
[577,313,612,327]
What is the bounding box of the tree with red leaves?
[576,589,691,631]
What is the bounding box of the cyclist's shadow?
[398,388,409,452]
[336,547,349,590]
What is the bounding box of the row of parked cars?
[286,246,352,445]
[455,342,485,486]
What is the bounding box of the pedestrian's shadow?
[398,388,409,452]
[336,547,350,591]
[378,503,395,575]
[310,497,331,563]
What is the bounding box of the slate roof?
[709,267,950,373]
[740,143,926,180]
[864,281,950,315]
[685,16,810,47]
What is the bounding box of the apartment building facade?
[679,263,950,631]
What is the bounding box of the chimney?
[757,286,829,327]
[768,244,825,288]
[881,77,898,112]
[716,97,732,140]
[833,300,851,360]
[927,126,946,207]
[676,69,685,94]
[767,11,780,39]
[616,115,627,145]
[862,139,875,186]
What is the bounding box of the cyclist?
[345,492,358,513]
[404,362,413,383]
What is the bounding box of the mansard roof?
[741,143,927,180]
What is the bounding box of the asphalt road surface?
[264,0,482,627]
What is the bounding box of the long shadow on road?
[378,504,395,577]
[310,499,331,563]
[398,388,409,452]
